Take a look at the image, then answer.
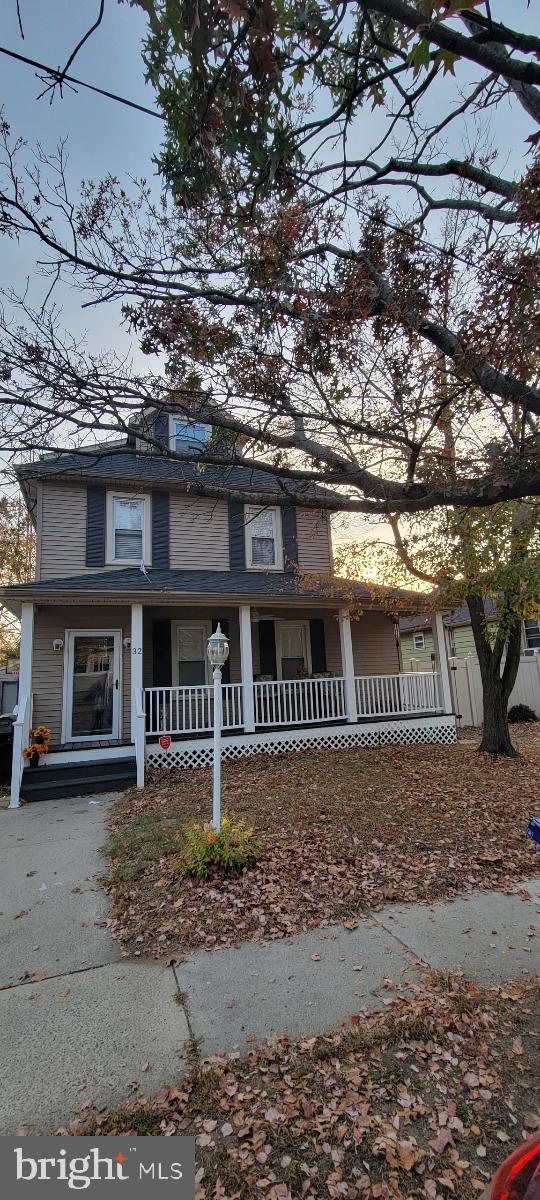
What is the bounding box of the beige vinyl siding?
[251,607,341,677]
[296,511,332,573]
[400,630,435,671]
[352,611,400,675]
[142,606,241,686]
[249,608,398,678]
[39,485,231,578]
[39,482,150,579]
[31,605,132,743]
[40,484,89,580]
[169,496,229,570]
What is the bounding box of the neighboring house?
[400,601,540,670]
[0,670,18,715]
[2,410,456,805]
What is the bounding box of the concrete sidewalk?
[175,878,540,1053]
[1,794,539,1134]
[0,796,190,1135]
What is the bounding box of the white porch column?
[10,601,34,809]
[339,609,358,723]
[131,603,145,788]
[239,605,255,733]
[433,611,453,713]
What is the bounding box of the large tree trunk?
[466,594,521,758]
[477,663,518,756]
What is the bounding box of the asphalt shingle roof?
[2,568,422,606]
[2,567,366,599]
[16,446,331,499]
[399,597,498,633]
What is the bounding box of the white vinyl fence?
[449,655,540,726]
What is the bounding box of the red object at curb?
[491,1135,540,1200]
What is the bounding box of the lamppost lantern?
[207,624,230,670]
[207,625,229,833]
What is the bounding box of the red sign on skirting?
[159,735,171,750]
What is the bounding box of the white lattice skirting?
[145,715,457,771]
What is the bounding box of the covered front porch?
[9,593,455,804]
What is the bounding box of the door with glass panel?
[172,623,211,733]
[64,632,121,741]
[174,622,211,685]
[277,622,310,679]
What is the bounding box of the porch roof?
[0,567,427,611]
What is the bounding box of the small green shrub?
[508,703,537,724]
[180,813,261,878]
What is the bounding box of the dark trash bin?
[0,714,14,786]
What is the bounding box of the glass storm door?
[65,632,121,740]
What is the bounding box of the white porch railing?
[144,672,443,738]
[254,677,346,727]
[355,671,442,718]
[145,684,243,735]
[10,694,27,809]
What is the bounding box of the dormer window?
[170,417,211,454]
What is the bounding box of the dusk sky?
[1,1,539,365]
[1,0,163,358]
[1,1,539,539]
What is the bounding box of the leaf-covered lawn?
[103,738,540,957]
[65,973,540,1200]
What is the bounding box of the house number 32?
[131,646,142,654]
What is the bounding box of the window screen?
[114,498,144,560]
[249,509,276,566]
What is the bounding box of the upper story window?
[106,493,151,565]
[524,618,540,649]
[170,417,211,454]
[413,632,425,651]
[245,505,283,570]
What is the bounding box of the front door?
[64,631,121,741]
[277,621,310,679]
[173,621,211,686]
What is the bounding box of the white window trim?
[61,629,122,743]
[171,620,212,687]
[106,492,151,566]
[413,632,425,651]
[275,619,312,680]
[244,505,283,572]
[524,618,540,649]
[169,415,212,452]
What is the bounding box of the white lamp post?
[207,624,230,832]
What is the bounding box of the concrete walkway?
[0,796,190,1135]
[1,795,539,1134]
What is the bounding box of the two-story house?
[2,411,456,805]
